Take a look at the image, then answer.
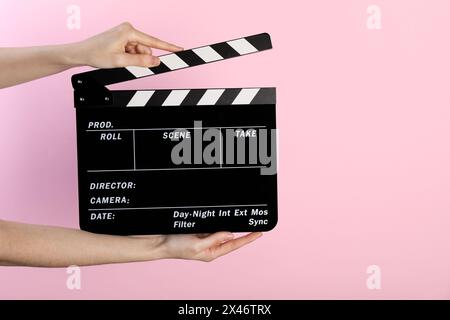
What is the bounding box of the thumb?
[196,232,234,251]
[116,53,160,68]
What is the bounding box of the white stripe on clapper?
[192,46,223,63]
[197,89,226,105]
[127,91,155,107]
[125,66,154,78]
[232,88,260,105]
[159,54,189,70]
[227,38,258,55]
[162,90,191,106]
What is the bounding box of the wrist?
[137,236,170,261]
[57,41,89,67]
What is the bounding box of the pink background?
[1,0,450,299]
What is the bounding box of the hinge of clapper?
[72,73,112,107]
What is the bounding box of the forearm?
[0,220,167,267]
[0,44,83,89]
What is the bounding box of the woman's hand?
[151,232,263,262]
[0,22,182,88]
[70,22,183,68]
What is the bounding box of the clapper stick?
[71,33,272,91]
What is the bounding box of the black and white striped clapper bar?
[72,33,277,235]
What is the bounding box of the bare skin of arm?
[0,23,263,267]
[0,220,262,267]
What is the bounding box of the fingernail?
[225,233,234,240]
[151,56,160,66]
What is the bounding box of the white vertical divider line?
[133,129,136,170]
[219,127,222,168]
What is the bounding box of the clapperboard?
[72,33,277,235]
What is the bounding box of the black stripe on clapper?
[87,68,136,87]
[210,42,240,59]
[245,33,273,51]
[175,50,205,67]
[250,88,276,105]
[149,63,171,75]
[145,90,171,106]
[111,91,136,108]
[215,88,241,105]
[180,89,207,106]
